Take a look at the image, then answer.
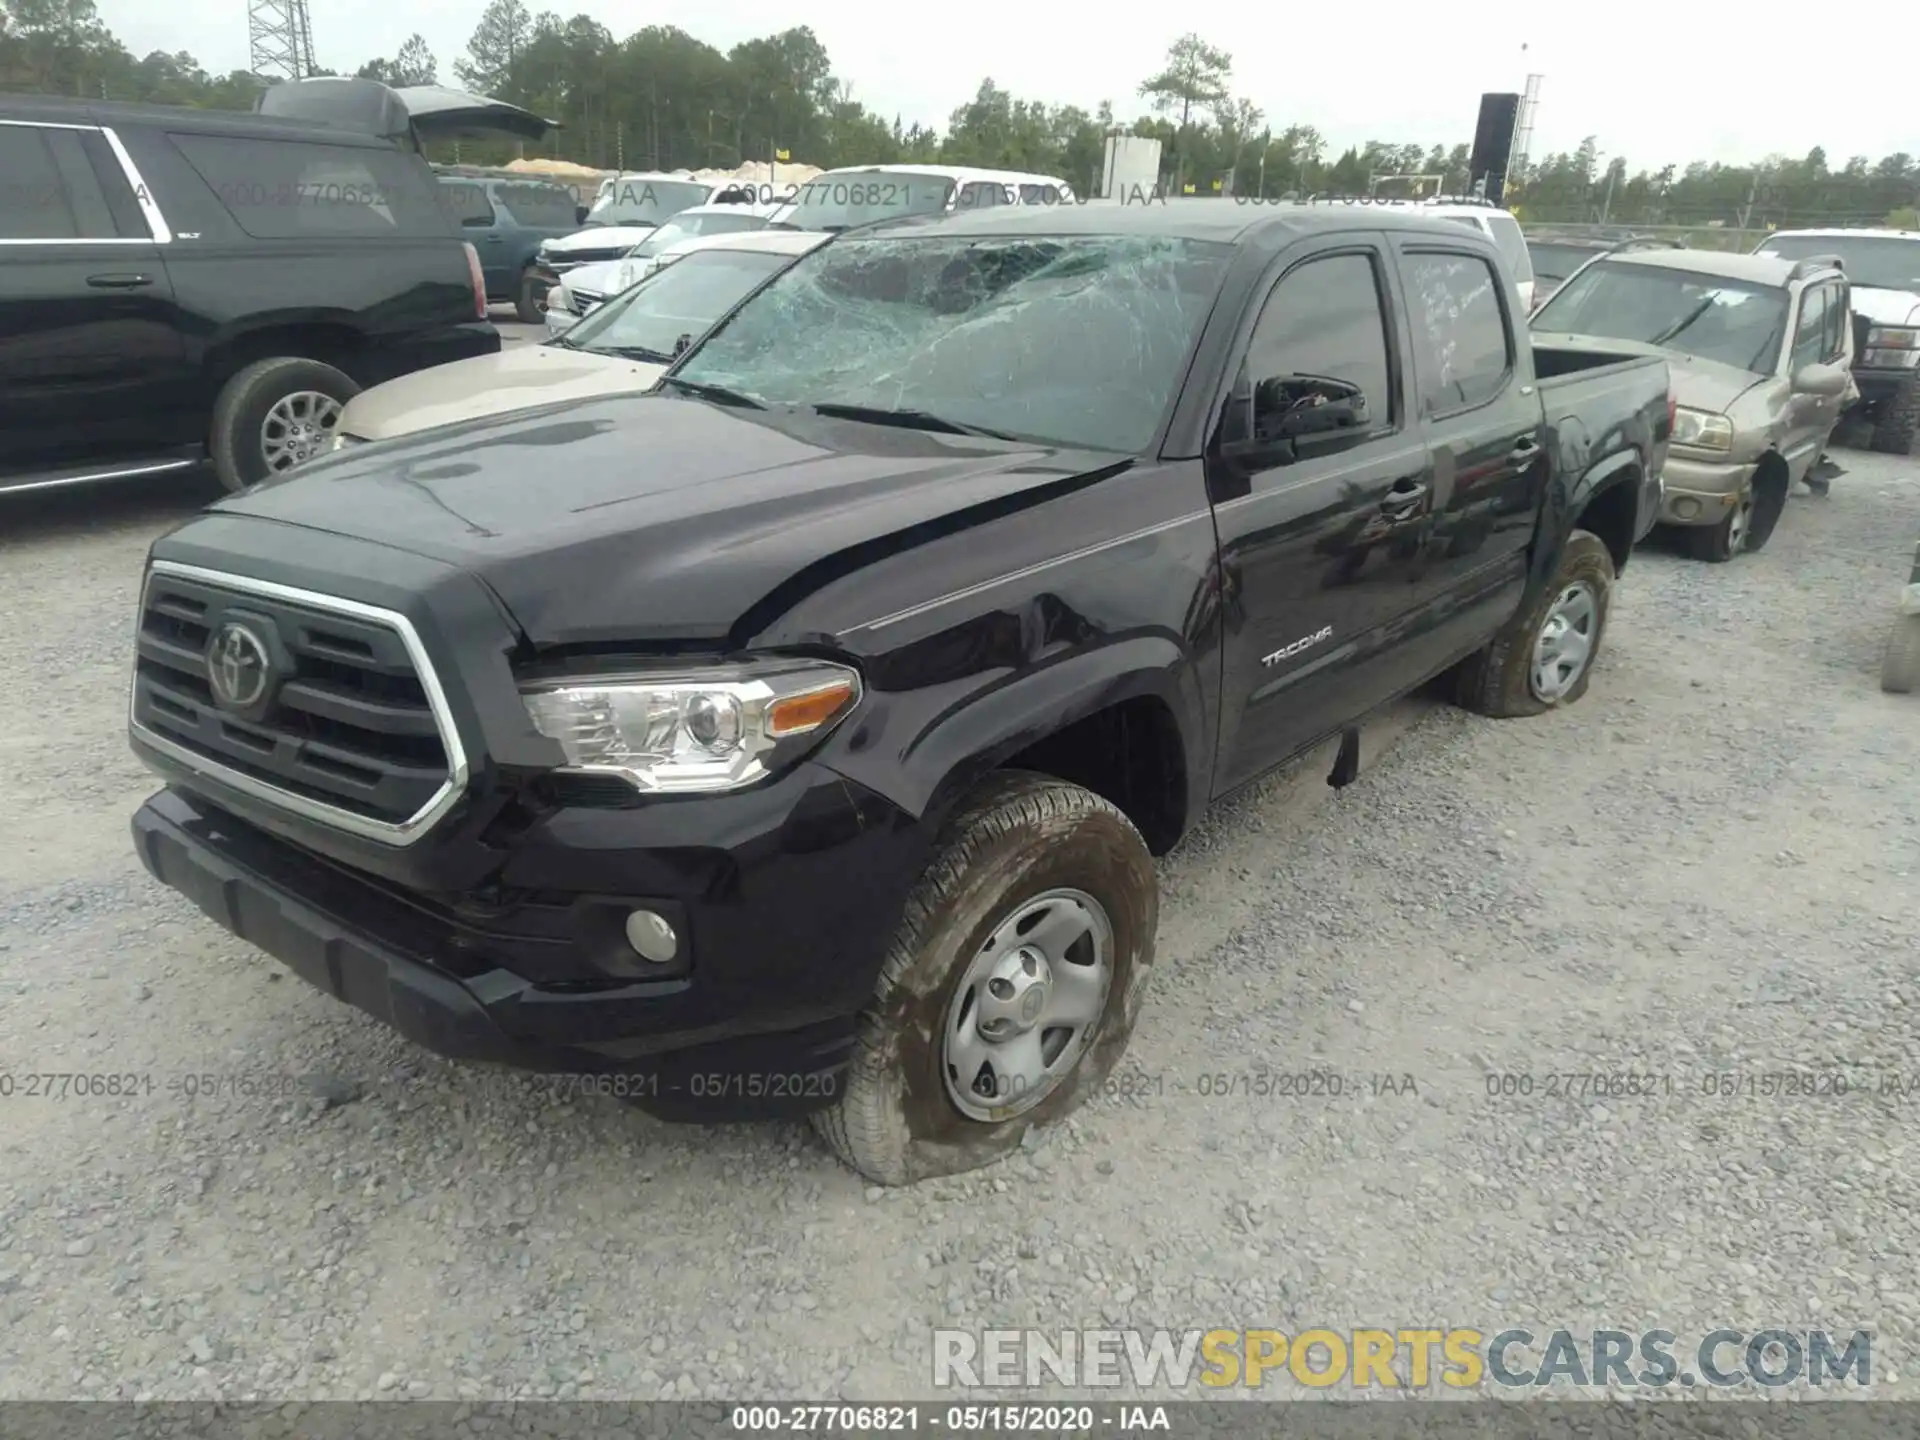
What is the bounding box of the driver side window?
[1241,250,1395,443]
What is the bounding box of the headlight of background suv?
[1865,326,1920,367]
[1671,406,1734,452]
[330,433,365,453]
[521,660,861,794]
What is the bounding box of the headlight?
[330,433,365,453]
[521,659,861,794]
[1671,406,1734,452]
[1866,325,1919,348]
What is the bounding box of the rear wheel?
[812,772,1158,1185]
[1882,616,1920,694]
[1453,529,1614,718]
[208,357,359,493]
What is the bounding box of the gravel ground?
[1,445,1916,1405]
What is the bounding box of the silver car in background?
[1530,248,1855,562]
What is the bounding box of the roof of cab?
[1601,247,1819,286]
[1764,227,1920,241]
[854,197,1512,246]
[811,163,1073,188]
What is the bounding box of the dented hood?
[217,393,1126,648]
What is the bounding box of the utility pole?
[1600,165,1616,223]
[1738,173,1757,230]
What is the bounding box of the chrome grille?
[129,563,467,845]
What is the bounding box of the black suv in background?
[0,81,548,497]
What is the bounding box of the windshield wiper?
[657,375,764,409]
[595,343,676,364]
[806,402,1019,441]
[1648,295,1717,348]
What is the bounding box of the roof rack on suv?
[1786,254,1846,281]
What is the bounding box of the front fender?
[821,632,1207,838]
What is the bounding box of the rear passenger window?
[0,124,122,240]
[1486,215,1533,283]
[439,182,495,227]
[170,133,449,239]
[1402,252,1512,413]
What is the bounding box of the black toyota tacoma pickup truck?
[127,203,1670,1185]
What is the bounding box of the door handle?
[1508,436,1543,464]
[86,273,153,289]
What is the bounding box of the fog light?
[1675,497,1701,520]
[624,909,678,963]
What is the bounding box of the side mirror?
[1219,373,1372,467]
[1793,364,1849,398]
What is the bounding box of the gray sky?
[95,0,1914,171]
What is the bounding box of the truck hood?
[1848,286,1920,327]
[1531,331,1765,413]
[336,345,665,442]
[220,394,1128,648]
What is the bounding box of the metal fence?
[1516,222,1772,254]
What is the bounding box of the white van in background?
[767,164,1078,233]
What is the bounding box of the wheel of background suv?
[1870,374,1919,455]
[515,268,548,325]
[812,772,1158,1186]
[209,357,360,493]
[1686,489,1752,563]
[1882,615,1920,694]
[1452,528,1614,719]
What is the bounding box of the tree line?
[4,0,1917,229]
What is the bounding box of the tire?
[1743,468,1789,554]
[209,357,359,493]
[1685,489,1751,563]
[812,771,1158,1186]
[1452,529,1614,719]
[1883,615,1920,694]
[1870,375,1919,455]
[514,268,547,325]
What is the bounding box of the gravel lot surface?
[1,441,1916,1405]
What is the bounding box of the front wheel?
[812,772,1158,1186]
[1686,489,1752,563]
[1452,528,1614,718]
[1870,374,1919,455]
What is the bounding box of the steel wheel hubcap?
[1530,580,1598,702]
[942,888,1115,1122]
[261,390,343,471]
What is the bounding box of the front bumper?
[1657,451,1753,527]
[131,763,928,1121]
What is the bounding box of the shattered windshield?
[560,249,795,363]
[1532,261,1788,374]
[771,171,959,232]
[666,234,1233,451]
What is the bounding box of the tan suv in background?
[1530,248,1855,562]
